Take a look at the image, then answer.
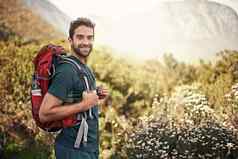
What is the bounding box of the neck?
[72,52,87,64]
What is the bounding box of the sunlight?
[49,0,238,62]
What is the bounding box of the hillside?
[0,0,64,41]
[22,0,71,35]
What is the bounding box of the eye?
[76,34,84,40]
[87,35,94,41]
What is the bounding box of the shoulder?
[55,62,76,75]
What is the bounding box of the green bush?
[1,36,238,158]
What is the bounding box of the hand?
[96,86,109,99]
[81,90,99,111]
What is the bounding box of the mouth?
[79,47,90,50]
[80,47,90,50]
[80,48,90,53]
[80,48,91,54]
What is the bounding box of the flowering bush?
[125,84,238,159]
[225,83,238,129]
[151,84,216,125]
[225,83,238,110]
[126,117,238,159]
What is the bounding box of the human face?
[69,25,94,58]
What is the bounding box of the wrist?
[78,99,88,112]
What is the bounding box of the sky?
[49,0,167,18]
[49,0,237,18]
[49,0,238,62]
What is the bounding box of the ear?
[68,37,73,45]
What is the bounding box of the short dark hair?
[69,17,95,39]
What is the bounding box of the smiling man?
[39,17,108,159]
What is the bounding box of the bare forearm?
[39,100,87,123]
[39,92,98,123]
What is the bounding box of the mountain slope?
[22,0,72,35]
[96,0,238,62]
[0,0,64,41]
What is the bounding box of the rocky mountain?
[105,0,238,62]
[22,0,72,35]
[1,0,237,62]
[0,0,70,41]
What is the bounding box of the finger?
[101,92,109,96]
[103,90,109,94]
[82,91,87,98]
[102,90,108,93]
[91,90,97,94]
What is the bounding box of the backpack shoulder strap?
[60,56,90,91]
[60,57,94,149]
[60,56,93,119]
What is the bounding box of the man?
[39,17,108,159]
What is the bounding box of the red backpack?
[31,44,81,132]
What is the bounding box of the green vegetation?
[0,36,238,158]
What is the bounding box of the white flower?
[227,142,234,148]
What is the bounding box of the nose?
[82,38,90,45]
